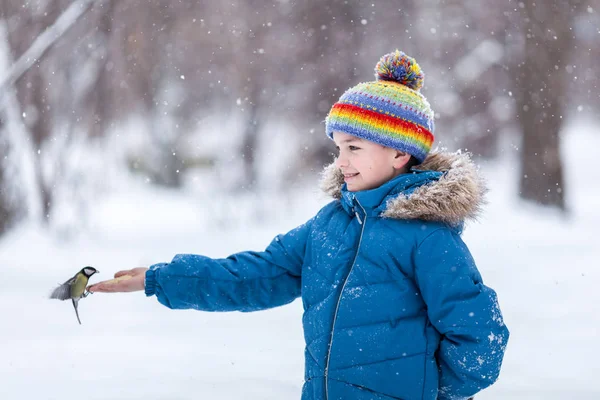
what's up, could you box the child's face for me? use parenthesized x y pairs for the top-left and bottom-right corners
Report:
(333, 131), (411, 192)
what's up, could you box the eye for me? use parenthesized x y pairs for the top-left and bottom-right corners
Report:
(349, 145), (360, 151)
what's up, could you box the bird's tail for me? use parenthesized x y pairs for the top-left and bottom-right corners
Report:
(72, 298), (81, 325)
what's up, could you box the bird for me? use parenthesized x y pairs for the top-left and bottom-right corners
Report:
(49, 266), (99, 325)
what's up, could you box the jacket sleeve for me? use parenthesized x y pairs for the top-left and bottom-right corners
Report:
(413, 228), (509, 400)
(144, 218), (313, 312)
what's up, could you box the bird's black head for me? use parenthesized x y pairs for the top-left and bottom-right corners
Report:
(81, 266), (98, 277)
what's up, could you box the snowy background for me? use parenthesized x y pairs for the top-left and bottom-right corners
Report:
(1, 117), (599, 400)
(1, 1), (599, 399)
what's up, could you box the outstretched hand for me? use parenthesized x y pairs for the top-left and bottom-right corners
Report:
(87, 267), (148, 293)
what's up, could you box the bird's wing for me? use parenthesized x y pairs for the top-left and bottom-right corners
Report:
(63, 276), (76, 285)
(49, 284), (71, 300)
(49, 277), (75, 300)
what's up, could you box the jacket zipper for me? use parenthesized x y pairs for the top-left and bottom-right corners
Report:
(324, 201), (367, 400)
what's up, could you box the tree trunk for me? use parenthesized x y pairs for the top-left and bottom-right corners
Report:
(241, 87), (260, 191)
(27, 69), (54, 223)
(85, 0), (116, 139)
(515, 0), (582, 210)
(2, 0), (65, 224)
(0, 127), (15, 234)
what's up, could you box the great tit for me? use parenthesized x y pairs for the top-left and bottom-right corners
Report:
(50, 266), (99, 325)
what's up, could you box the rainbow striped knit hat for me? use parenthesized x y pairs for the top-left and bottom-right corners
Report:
(325, 50), (435, 163)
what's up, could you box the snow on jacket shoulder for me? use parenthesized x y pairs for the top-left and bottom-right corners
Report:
(145, 151), (509, 400)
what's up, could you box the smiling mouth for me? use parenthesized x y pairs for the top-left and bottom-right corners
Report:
(343, 173), (359, 180)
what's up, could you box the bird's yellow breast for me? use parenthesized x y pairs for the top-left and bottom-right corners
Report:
(70, 274), (89, 298)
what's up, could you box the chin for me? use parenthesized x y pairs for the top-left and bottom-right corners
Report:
(347, 183), (367, 192)
(349, 180), (385, 192)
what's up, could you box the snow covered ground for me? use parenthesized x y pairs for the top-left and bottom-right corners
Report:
(1, 120), (599, 400)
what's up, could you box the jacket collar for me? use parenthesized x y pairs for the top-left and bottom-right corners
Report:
(319, 151), (487, 225)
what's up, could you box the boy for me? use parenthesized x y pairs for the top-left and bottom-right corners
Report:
(90, 50), (509, 400)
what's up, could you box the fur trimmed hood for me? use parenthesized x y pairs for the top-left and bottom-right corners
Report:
(319, 151), (487, 225)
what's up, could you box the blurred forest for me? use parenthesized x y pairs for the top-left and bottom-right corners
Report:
(0, 0), (598, 236)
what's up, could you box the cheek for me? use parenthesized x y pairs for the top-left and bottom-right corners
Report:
(354, 159), (372, 172)
(369, 161), (390, 176)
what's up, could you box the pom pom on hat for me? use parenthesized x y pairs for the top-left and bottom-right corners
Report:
(374, 49), (424, 91)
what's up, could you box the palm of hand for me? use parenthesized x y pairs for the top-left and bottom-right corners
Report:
(87, 267), (148, 293)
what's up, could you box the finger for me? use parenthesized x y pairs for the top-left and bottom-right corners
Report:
(87, 283), (100, 291)
(87, 283), (118, 293)
(87, 284), (106, 293)
(114, 270), (132, 278)
(87, 274), (144, 293)
(87, 284), (100, 293)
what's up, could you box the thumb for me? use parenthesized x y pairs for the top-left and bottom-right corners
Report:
(114, 270), (133, 278)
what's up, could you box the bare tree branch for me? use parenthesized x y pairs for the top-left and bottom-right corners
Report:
(0, 0), (97, 104)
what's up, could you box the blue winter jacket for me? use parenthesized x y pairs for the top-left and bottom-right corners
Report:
(145, 152), (509, 400)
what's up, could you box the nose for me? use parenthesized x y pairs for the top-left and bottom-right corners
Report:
(335, 154), (348, 169)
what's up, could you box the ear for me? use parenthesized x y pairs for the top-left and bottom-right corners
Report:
(392, 151), (411, 170)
